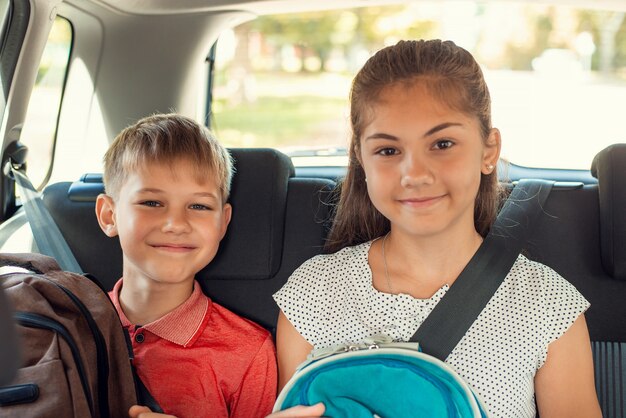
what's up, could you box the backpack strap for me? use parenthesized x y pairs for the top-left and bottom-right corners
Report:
(133, 366), (164, 413)
(0, 287), (19, 386)
(123, 329), (164, 413)
(410, 179), (555, 360)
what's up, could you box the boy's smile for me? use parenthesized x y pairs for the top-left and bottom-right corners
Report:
(97, 158), (231, 289)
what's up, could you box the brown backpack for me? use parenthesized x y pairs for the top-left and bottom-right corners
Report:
(0, 252), (138, 418)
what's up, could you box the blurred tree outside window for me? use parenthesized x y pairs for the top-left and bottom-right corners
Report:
(212, 2), (626, 169)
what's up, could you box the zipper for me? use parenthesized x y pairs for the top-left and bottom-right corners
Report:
(306, 334), (421, 363)
(49, 278), (110, 418)
(15, 312), (95, 417)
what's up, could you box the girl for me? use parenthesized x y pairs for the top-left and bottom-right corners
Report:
(274, 40), (601, 417)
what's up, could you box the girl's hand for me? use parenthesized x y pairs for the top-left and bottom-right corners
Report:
(266, 403), (325, 417)
(128, 405), (177, 418)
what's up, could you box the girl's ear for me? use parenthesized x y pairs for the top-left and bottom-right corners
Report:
(482, 128), (501, 175)
(95, 194), (118, 237)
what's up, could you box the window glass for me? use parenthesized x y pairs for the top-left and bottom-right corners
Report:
(21, 16), (72, 188)
(212, 2), (626, 169)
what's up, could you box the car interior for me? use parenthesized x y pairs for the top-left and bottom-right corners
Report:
(5, 142), (622, 415)
(1, 0), (625, 416)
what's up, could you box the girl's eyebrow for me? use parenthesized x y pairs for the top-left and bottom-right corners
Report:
(424, 122), (463, 137)
(364, 132), (398, 141)
(364, 122), (464, 142)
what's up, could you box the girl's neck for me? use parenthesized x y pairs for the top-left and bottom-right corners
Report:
(118, 276), (194, 325)
(379, 226), (484, 297)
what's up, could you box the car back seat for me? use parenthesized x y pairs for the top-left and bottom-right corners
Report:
(41, 148), (336, 330)
(37, 144), (626, 416)
(522, 143), (626, 417)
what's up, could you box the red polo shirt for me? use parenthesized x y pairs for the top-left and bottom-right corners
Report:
(109, 279), (277, 418)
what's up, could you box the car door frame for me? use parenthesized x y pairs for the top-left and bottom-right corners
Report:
(0, 0), (61, 222)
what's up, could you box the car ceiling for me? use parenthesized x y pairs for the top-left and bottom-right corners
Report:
(86, 0), (626, 16)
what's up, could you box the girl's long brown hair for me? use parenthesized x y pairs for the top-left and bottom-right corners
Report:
(325, 39), (502, 253)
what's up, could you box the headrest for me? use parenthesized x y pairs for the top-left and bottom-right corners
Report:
(591, 143), (626, 280)
(199, 148), (295, 280)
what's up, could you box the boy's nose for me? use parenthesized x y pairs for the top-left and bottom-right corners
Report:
(162, 209), (191, 233)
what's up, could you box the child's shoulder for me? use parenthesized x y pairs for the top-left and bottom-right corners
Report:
(274, 241), (373, 302)
(506, 254), (586, 302)
(509, 253), (564, 282)
(209, 300), (272, 341)
(297, 240), (373, 273)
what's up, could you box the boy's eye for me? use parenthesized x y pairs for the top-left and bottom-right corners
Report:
(434, 140), (454, 150)
(190, 204), (212, 211)
(140, 200), (161, 207)
(376, 147), (398, 157)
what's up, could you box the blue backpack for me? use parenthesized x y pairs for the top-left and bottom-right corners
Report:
(274, 336), (488, 417)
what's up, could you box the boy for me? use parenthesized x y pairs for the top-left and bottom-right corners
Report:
(95, 113), (277, 418)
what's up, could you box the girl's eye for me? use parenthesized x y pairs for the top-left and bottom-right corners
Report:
(434, 140), (454, 150)
(376, 148), (398, 157)
(140, 200), (161, 207)
(190, 204), (212, 211)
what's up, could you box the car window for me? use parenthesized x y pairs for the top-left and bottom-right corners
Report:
(211, 2), (626, 170)
(20, 16), (72, 189)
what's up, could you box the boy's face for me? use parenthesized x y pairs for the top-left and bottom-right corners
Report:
(96, 158), (231, 287)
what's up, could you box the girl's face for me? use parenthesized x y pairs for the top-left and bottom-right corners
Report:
(359, 81), (500, 240)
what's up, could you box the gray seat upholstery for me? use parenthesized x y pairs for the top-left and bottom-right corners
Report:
(591, 143), (626, 281)
(523, 143), (626, 417)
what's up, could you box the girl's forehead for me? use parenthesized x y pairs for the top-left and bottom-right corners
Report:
(379, 79), (458, 109)
(365, 82), (467, 123)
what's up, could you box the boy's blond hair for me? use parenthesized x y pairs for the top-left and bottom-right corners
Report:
(103, 113), (233, 202)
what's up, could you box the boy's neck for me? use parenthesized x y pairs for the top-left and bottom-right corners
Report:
(118, 278), (195, 325)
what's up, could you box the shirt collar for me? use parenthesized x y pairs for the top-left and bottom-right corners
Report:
(110, 279), (211, 347)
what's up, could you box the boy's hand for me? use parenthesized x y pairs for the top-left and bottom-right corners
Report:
(266, 403), (325, 417)
(128, 405), (177, 418)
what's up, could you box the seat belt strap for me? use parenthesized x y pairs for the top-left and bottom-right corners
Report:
(9, 165), (83, 274)
(411, 178), (555, 360)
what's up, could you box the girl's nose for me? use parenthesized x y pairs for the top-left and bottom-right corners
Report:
(400, 154), (434, 188)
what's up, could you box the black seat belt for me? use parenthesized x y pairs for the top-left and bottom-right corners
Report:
(411, 178), (555, 360)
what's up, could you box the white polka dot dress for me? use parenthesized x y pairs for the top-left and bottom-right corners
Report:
(273, 241), (589, 418)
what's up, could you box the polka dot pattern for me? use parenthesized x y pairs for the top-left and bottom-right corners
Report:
(273, 240), (589, 418)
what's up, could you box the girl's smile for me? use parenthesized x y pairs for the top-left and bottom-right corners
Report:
(397, 194), (446, 208)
